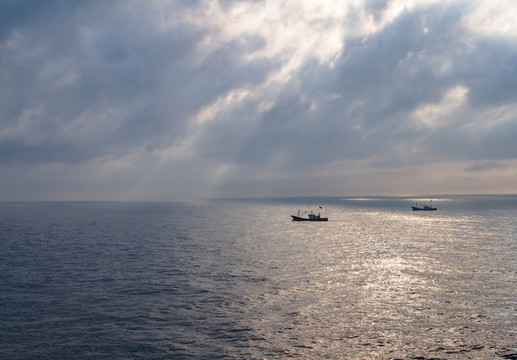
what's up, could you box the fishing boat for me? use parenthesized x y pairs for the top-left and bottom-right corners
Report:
(411, 201), (437, 211)
(291, 209), (328, 221)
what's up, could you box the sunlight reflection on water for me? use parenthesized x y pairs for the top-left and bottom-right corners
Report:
(226, 198), (517, 358)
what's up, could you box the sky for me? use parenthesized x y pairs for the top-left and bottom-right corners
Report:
(1, 0), (517, 201)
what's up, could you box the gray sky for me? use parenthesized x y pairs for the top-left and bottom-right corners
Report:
(1, 0), (517, 200)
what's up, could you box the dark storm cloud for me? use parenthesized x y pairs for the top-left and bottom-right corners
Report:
(0, 1), (271, 165)
(462, 39), (517, 107)
(0, 0), (76, 40)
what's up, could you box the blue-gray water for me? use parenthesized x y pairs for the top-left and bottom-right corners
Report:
(1, 195), (516, 359)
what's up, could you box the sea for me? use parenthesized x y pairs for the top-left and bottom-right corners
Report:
(1, 195), (516, 359)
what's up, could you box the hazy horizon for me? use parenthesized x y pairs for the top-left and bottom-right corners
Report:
(2, 193), (517, 204)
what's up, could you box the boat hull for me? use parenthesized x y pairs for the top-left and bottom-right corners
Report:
(411, 207), (437, 211)
(291, 215), (328, 221)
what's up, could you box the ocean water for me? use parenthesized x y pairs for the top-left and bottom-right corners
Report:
(1, 195), (516, 359)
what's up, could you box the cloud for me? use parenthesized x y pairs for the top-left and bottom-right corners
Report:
(1, 0), (517, 200)
(465, 161), (508, 172)
(462, 0), (517, 38)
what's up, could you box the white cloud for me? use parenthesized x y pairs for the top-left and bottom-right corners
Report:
(462, 0), (517, 38)
(412, 85), (469, 128)
(354, 0), (459, 37)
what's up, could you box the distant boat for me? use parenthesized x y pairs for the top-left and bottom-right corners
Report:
(291, 209), (328, 221)
(411, 201), (437, 211)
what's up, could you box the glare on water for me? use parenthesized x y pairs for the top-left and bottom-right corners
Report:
(205, 197), (517, 358)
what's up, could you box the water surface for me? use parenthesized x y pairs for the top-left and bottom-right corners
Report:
(1, 196), (516, 359)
